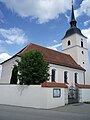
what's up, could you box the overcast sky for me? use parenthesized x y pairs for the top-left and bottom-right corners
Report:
(0, 0), (90, 78)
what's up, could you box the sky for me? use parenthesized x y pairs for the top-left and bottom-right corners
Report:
(0, 0), (90, 78)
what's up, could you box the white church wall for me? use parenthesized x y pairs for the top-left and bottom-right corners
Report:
(0, 59), (85, 86)
(0, 56), (20, 84)
(0, 85), (65, 109)
(49, 64), (84, 85)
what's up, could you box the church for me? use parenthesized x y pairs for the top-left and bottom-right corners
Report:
(0, 3), (90, 108)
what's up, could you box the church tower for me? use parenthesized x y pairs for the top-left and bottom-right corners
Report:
(62, 1), (88, 70)
(62, 2), (89, 84)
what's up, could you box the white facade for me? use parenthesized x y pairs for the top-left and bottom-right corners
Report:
(62, 34), (88, 69)
(0, 57), (85, 86)
(0, 56), (20, 84)
(49, 64), (85, 85)
(62, 33), (89, 84)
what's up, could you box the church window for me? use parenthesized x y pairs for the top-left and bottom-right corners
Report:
(75, 73), (78, 83)
(51, 69), (56, 82)
(81, 39), (83, 47)
(64, 71), (68, 83)
(68, 40), (71, 46)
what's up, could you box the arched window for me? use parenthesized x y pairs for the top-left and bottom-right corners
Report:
(51, 69), (56, 82)
(81, 39), (83, 47)
(10, 65), (18, 84)
(68, 40), (71, 46)
(64, 71), (68, 83)
(75, 73), (78, 83)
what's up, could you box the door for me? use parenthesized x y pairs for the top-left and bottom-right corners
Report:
(68, 86), (79, 104)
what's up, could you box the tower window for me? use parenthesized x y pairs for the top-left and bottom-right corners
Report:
(82, 51), (84, 54)
(51, 69), (56, 82)
(68, 40), (71, 46)
(81, 39), (83, 47)
(64, 71), (68, 83)
(83, 62), (85, 64)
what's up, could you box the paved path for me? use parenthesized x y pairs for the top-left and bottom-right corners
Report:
(51, 103), (90, 114)
(0, 104), (90, 120)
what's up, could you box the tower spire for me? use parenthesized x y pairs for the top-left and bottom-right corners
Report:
(70, 0), (77, 28)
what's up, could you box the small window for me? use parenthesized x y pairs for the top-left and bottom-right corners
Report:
(81, 39), (83, 47)
(51, 69), (56, 82)
(82, 51), (84, 54)
(75, 73), (78, 83)
(64, 71), (68, 83)
(83, 62), (85, 64)
(68, 40), (71, 46)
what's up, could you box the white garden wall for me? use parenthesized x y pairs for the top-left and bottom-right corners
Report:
(0, 85), (66, 109)
(80, 89), (90, 102)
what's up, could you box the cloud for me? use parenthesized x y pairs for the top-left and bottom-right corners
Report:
(0, 53), (11, 79)
(0, 10), (4, 23)
(75, 0), (90, 18)
(53, 40), (58, 43)
(84, 19), (90, 26)
(47, 43), (62, 51)
(65, 14), (70, 22)
(0, 0), (72, 24)
(81, 28), (90, 51)
(0, 53), (11, 63)
(0, 27), (28, 45)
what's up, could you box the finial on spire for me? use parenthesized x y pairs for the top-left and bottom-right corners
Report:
(70, 0), (77, 28)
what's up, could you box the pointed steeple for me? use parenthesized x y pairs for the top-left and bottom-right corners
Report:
(62, 0), (87, 39)
(70, 0), (77, 27)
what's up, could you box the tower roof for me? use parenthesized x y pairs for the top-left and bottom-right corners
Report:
(62, 1), (87, 39)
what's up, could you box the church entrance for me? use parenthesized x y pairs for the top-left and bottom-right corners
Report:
(68, 86), (79, 104)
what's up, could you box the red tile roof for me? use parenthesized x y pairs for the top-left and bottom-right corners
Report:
(41, 82), (68, 88)
(76, 84), (90, 89)
(17, 43), (85, 71)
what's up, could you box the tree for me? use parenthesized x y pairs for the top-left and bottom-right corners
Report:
(10, 65), (18, 84)
(16, 50), (50, 85)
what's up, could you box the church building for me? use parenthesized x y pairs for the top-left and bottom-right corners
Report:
(0, 3), (90, 108)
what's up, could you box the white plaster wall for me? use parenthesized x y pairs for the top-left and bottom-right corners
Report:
(62, 33), (89, 84)
(76, 34), (88, 49)
(62, 34), (77, 50)
(0, 56), (20, 84)
(62, 34), (88, 51)
(64, 88), (68, 104)
(0, 85), (66, 109)
(0, 59), (85, 85)
(46, 88), (65, 108)
(49, 64), (84, 85)
(80, 89), (90, 102)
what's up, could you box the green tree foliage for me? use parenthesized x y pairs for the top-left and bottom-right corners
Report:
(10, 65), (18, 84)
(17, 50), (50, 85)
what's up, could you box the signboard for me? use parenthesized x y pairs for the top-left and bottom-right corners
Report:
(53, 89), (61, 98)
